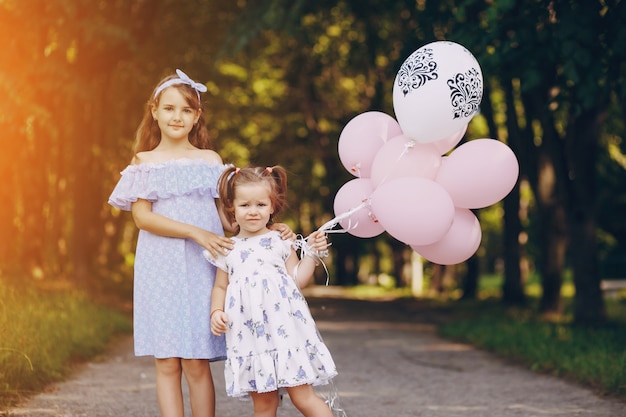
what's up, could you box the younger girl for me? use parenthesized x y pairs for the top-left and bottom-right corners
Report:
(108, 70), (291, 417)
(206, 165), (337, 417)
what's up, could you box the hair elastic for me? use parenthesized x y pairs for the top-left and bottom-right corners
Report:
(265, 167), (273, 174)
(154, 69), (208, 103)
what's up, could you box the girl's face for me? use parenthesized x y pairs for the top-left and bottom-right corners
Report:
(233, 183), (274, 237)
(151, 87), (200, 143)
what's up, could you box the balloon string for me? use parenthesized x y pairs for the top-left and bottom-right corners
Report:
(376, 139), (415, 185)
(323, 380), (348, 416)
(292, 233), (333, 285)
(318, 200), (369, 233)
(291, 201), (369, 286)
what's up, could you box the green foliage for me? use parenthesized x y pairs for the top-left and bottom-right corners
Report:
(340, 284), (414, 299)
(0, 280), (131, 408)
(2, 0), (626, 321)
(439, 299), (626, 397)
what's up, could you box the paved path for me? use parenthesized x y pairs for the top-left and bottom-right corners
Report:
(9, 292), (626, 417)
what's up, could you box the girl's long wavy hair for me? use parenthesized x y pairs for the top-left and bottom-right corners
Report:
(218, 166), (289, 230)
(133, 72), (212, 154)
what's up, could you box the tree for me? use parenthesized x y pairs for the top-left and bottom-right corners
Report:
(0, 0), (139, 283)
(455, 0), (626, 322)
(4, 0), (625, 323)
(0, 0), (246, 290)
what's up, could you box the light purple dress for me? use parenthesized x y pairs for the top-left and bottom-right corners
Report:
(108, 159), (226, 360)
(207, 231), (337, 397)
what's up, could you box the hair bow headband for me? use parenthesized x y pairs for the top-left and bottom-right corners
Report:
(154, 69), (208, 103)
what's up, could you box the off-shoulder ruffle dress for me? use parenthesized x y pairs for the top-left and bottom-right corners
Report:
(108, 159), (226, 360)
(208, 230), (337, 397)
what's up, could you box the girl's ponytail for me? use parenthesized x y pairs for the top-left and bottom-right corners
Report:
(264, 166), (288, 218)
(217, 165), (239, 225)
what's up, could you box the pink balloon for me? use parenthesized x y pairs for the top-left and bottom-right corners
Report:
(411, 208), (482, 265)
(431, 124), (467, 155)
(333, 178), (385, 238)
(435, 139), (519, 209)
(370, 135), (442, 188)
(370, 177), (455, 245)
(338, 111), (403, 178)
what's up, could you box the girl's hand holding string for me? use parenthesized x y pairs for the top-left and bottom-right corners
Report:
(210, 309), (228, 336)
(291, 230), (329, 288)
(307, 230), (329, 259)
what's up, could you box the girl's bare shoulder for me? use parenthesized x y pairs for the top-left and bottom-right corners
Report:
(193, 149), (223, 165)
(131, 151), (160, 165)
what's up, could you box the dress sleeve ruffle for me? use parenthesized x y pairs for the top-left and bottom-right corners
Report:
(108, 160), (227, 211)
(203, 250), (227, 272)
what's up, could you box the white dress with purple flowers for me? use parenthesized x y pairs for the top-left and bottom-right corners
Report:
(108, 159), (227, 360)
(209, 230), (337, 397)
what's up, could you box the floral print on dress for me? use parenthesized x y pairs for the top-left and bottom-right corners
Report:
(240, 249), (252, 263)
(260, 237), (273, 249)
(207, 231), (337, 397)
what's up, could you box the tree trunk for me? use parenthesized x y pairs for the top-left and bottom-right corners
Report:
(537, 204), (568, 314)
(333, 235), (359, 286)
(69, 71), (112, 288)
(390, 239), (407, 288)
(566, 109), (606, 324)
(501, 80), (526, 306)
(19, 138), (48, 279)
(0, 158), (16, 270)
(460, 255), (479, 300)
(570, 207), (604, 323)
(521, 91), (569, 316)
(502, 181), (526, 305)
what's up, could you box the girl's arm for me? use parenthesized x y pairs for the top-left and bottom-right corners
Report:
(286, 230), (328, 288)
(210, 268), (229, 336)
(131, 198), (234, 258)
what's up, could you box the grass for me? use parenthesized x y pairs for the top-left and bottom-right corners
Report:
(478, 271), (577, 299)
(433, 273), (626, 399)
(0, 279), (132, 409)
(437, 299), (626, 397)
(341, 284), (415, 299)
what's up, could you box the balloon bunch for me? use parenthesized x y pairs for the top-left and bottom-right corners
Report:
(330, 41), (519, 265)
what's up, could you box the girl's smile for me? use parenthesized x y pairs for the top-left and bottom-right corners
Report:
(151, 87), (200, 142)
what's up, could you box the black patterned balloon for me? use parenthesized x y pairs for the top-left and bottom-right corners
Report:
(393, 41), (483, 144)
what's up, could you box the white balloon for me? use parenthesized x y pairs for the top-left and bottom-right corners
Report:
(393, 41), (483, 143)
